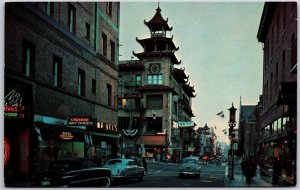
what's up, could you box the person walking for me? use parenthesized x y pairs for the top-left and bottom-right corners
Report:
(272, 159), (281, 186)
(142, 157), (148, 175)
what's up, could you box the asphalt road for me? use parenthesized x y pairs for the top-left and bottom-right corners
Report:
(117, 162), (226, 187)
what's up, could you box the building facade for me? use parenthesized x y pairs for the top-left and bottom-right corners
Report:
(256, 2), (297, 186)
(4, 2), (120, 185)
(118, 5), (196, 163)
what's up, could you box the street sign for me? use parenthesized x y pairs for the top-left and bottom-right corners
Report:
(178, 121), (194, 128)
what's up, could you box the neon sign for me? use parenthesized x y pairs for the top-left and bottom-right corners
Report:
(59, 132), (74, 140)
(68, 117), (95, 126)
(4, 105), (26, 118)
(97, 122), (118, 131)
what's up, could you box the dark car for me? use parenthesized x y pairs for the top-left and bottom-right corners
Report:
(31, 157), (111, 187)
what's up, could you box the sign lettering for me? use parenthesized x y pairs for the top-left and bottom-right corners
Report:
(68, 117), (95, 126)
(97, 121), (118, 131)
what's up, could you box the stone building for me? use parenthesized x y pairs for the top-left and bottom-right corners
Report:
(256, 2), (297, 186)
(118, 5), (196, 163)
(4, 2), (120, 185)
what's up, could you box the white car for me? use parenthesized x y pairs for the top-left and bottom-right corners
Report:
(179, 156), (201, 178)
(103, 158), (145, 183)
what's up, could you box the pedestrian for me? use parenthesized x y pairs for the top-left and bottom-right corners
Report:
(142, 157), (148, 175)
(272, 159), (281, 186)
(240, 158), (247, 181)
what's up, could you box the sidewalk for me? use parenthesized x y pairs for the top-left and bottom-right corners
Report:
(224, 164), (273, 187)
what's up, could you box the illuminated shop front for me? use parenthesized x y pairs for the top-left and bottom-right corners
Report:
(4, 77), (33, 185)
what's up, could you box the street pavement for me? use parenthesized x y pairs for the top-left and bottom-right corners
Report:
(224, 162), (273, 187)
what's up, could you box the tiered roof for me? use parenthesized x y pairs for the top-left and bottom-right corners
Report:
(144, 6), (173, 32)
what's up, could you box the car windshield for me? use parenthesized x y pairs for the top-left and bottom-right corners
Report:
(50, 160), (81, 170)
(183, 159), (198, 164)
(107, 160), (122, 165)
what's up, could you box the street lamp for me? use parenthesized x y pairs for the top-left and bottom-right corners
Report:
(228, 103), (237, 182)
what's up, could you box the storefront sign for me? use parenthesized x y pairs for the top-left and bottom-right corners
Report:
(4, 105), (26, 118)
(68, 117), (95, 126)
(178, 121), (194, 128)
(59, 132), (74, 140)
(97, 121), (118, 131)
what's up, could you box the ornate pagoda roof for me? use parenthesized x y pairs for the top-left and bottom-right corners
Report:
(144, 5), (173, 32)
(136, 36), (179, 51)
(183, 83), (196, 97)
(133, 51), (181, 65)
(173, 68), (189, 84)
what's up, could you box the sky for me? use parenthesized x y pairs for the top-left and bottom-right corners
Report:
(119, 1), (265, 143)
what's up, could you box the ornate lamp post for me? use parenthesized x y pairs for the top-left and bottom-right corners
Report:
(228, 103), (237, 181)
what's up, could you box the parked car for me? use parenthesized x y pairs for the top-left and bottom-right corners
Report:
(103, 158), (145, 183)
(31, 157), (112, 187)
(179, 156), (201, 178)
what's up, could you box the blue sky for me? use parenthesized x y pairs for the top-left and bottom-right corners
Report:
(119, 2), (265, 143)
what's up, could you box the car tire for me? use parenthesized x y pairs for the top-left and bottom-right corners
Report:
(101, 177), (111, 187)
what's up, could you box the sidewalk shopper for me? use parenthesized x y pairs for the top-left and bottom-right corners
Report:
(272, 159), (281, 185)
(142, 157), (148, 175)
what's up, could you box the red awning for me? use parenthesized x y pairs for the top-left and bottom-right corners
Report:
(136, 135), (167, 147)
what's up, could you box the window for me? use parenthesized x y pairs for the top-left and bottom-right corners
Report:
(86, 22), (90, 41)
(136, 75), (141, 86)
(53, 55), (62, 87)
(110, 40), (115, 63)
(270, 73), (273, 102)
(146, 95), (163, 109)
(147, 74), (163, 84)
(22, 40), (35, 77)
(92, 79), (96, 94)
(173, 101), (178, 115)
(276, 63), (278, 90)
(276, 13), (279, 44)
(44, 2), (54, 17)
(68, 4), (76, 33)
(283, 3), (286, 30)
(282, 51), (285, 81)
(106, 2), (112, 16)
(102, 33), (107, 56)
(78, 69), (85, 96)
(107, 84), (112, 107)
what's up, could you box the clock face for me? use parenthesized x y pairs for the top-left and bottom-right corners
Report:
(149, 63), (161, 74)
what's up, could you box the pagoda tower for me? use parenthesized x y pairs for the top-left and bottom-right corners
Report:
(133, 5), (181, 66)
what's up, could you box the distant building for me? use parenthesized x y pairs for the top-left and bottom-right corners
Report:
(5, 2), (120, 185)
(238, 104), (257, 158)
(118, 5), (196, 162)
(257, 2), (297, 186)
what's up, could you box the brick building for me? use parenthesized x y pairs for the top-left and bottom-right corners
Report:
(4, 2), (120, 185)
(256, 2), (297, 186)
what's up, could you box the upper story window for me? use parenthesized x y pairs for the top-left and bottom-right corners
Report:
(53, 55), (62, 88)
(78, 69), (85, 96)
(44, 2), (54, 17)
(22, 39), (35, 77)
(291, 33), (297, 70)
(136, 75), (141, 86)
(85, 22), (90, 42)
(147, 95), (163, 109)
(106, 2), (112, 17)
(68, 3), (76, 33)
(147, 74), (163, 85)
(107, 84), (113, 107)
(92, 79), (96, 94)
(102, 33), (107, 57)
(110, 40), (115, 63)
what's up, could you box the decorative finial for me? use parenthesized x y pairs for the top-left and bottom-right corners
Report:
(158, 2), (160, 9)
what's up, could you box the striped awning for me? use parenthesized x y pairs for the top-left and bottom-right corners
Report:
(136, 135), (167, 147)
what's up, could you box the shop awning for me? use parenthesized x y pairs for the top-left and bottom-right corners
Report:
(136, 135), (167, 147)
(91, 131), (122, 138)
